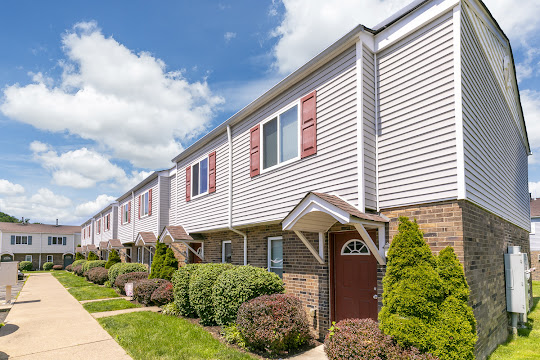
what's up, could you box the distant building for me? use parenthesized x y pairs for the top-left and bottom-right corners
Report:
(530, 198), (540, 280)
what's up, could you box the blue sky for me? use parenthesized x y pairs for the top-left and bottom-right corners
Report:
(0, 0), (539, 225)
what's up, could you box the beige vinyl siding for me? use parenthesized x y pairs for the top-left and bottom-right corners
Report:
(100, 209), (114, 243)
(176, 133), (229, 232)
(169, 173), (177, 226)
(159, 175), (170, 233)
(231, 46), (359, 226)
(461, 10), (529, 231)
(362, 45), (377, 210)
(134, 178), (159, 236)
(118, 198), (133, 244)
(377, 12), (458, 209)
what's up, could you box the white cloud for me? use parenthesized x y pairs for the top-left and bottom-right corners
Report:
(224, 32), (237, 43)
(521, 89), (540, 148)
(75, 194), (116, 217)
(483, 0), (540, 44)
(0, 179), (25, 196)
(1, 21), (224, 169)
(31, 141), (153, 191)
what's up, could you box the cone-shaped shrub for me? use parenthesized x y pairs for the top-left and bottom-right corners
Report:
(379, 217), (443, 352)
(88, 252), (99, 261)
(161, 247), (179, 280)
(149, 241), (167, 279)
(75, 252), (85, 260)
(172, 264), (201, 317)
(105, 249), (121, 269)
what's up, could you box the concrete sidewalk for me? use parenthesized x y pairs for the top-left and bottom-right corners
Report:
(0, 273), (131, 360)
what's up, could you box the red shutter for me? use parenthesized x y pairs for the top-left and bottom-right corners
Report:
(149, 189), (152, 216)
(209, 151), (216, 193)
(186, 166), (191, 202)
(300, 90), (317, 158)
(128, 202), (131, 223)
(138, 195), (141, 219)
(250, 125), (260, 177)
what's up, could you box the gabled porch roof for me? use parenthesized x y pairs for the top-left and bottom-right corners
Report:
(99, 241), (108, 250)
(159, 225), (203, 261)
(107, 239), (123, 249)
(135, 233), (157, 247)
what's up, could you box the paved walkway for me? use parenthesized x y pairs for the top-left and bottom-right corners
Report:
(0, 273), (131, 360)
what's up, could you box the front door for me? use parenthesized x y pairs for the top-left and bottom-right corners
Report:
(64, 254), (74, 268)
(189, 243), (203, 264)
(331, 231), (378, 322)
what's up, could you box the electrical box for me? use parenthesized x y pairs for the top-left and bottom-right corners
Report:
(504, 246), (530, 315)
(0, 262), (19, 287)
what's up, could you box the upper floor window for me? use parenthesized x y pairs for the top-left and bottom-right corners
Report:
(105, 214), (110, 231)
(122, 202), (130, 224)
(192, 158), (208, 198)
(11, 235), (31, 245)
(140, 190), (150, 217)
(262, 104), (299, 170)
(48, 236), (66, 245)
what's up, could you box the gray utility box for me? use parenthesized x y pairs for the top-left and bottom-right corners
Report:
(504, 246), (531, 314)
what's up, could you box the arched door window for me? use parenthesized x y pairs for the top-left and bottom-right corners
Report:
(341, 239), (370, 255)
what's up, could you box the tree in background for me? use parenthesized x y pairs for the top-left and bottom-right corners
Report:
(88, 252), (99, 261)
(105, 249), (121, 269)
(75, 252), (85, 260)
(0, 212), (21, 223)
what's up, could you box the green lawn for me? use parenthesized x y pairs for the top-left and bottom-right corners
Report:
(99, 312), (256, 360)
(52, 271), (119, 301)
(83, 299), (140, 313)
(489, 281), (540, 359)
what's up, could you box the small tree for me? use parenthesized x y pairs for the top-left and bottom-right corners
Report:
(75, 252), (85, 260)
(149, 241), (167, 279)
(161, 247), (179, 280)
(105, 249), (121, 269)
(87, 252), (99, 261)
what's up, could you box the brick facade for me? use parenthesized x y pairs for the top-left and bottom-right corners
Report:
(382, 200), (531, 360)
(531, 251), (540, 281)
(13, 253), (65, 270)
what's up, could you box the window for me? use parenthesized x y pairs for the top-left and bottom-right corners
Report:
(532, 222), (536, 235)
(192, 157), (209, 198)
(141, 191), (150, 217)
(268, 236), (283, 278)
(262, 104), (299, 170)
(341, 240), (370, 255)
(25, 255), (32, 262)
(222, 241), (232, 263)
(49, 237), (66, 245)
(47, 255), (53, 263)
(15, 236), (28, 245)
(123, 203), (129, 224)
(105, 214), (110, 231)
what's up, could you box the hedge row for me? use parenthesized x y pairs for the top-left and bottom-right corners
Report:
(82, 260), (106, 274)
(108, 262), (148, 285)
(43, 262), (54, 271)
(87, 267), (109, 285)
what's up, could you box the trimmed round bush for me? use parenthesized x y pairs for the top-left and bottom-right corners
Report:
(65, 264), (73, 272)
(151, 282), (174, 306)
(87, 267), (109, 285)
(19, 261), (33, 271)
(133, 279), (169, 305)
(108, 262), (148, 285)
(237, 294), (311, 354)
(115, 272), (149, 294)
(43, 262), (54, 271)
(83, 260), (106, 274)
(212, 265), (285, 326)
(73, 265), (84, 276)
(105, 250), (121, 269)
(52, 265), (63, 270)
(189, 263), (234, 325)
(72, 259), (87, 269)
(172, 264), (201, 317)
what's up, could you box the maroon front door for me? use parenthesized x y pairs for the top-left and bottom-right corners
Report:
(331, 231), (378, 322)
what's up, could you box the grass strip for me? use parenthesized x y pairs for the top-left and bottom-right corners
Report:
(83, 299), (139, 313)
(99, 312), (255, 360)
(52, 271), (92, 288)
(52, 271), (120, 301)
(489, 281), (540, 359)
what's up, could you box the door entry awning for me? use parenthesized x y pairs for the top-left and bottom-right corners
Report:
(282, 192), (389, 265)
(159, 225), (204, 261)
(134, 233), (157, 247)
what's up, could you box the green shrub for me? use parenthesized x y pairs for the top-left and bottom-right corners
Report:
(73, 265), (84, 276)
(52, 265), (63, 270)
(72, 259), (87, 269)
(87, 252), (99, 261)
(161, 302), (180, 316)
(189, 263), (234, 325)
(149, 242), (178, 280)
(105, 250), (121, 269)
(212, 265), (285, 326)
(221, 323), (247, 349)
(237, 294), (311, 354)
(115, 272), (149, 294)
(75, 252), (85, 260)
(87, 267), (109, 285)
(66, 264), (73, 272)
(108, 262), (148, 285)
(172, 264), (201, 317)
(133, 279), (169, 305)
(43, 262), (54, 271)
(19, 261), (33, 271)
(83, 260), (106, 274)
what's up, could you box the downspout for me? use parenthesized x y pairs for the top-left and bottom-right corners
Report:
(226, 124), (247, 265)
(39, 232), (42, 270)
(131, 191), (135, 244)
(157, 175), (161, 238)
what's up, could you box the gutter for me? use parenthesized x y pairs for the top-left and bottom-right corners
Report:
(226, 125), (248, 265)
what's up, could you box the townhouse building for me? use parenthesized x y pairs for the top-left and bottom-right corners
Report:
(531, 198), (540, 281)
(0, 222), (80, 269)
(78, 0), (530, 358)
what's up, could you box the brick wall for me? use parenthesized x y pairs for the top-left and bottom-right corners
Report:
(14, 253), (64, 269)
(531, 251), (540, 281)
(382, 200), (531, 360)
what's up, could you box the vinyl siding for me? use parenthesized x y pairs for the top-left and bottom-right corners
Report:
(362, 45), (377, 210)
(231, 46), (359, 226)
(169, 173), (177, 226)
(2, 232), (76, 254)
(100, 208), (114, 243)
(134, 178), (159, 236)
(461, 9), (530, 231)
(531, 218), (540, 251)
(118, 198), (133, 244)
(160, 175), (170, 233)
(176, 133), (229, 232)
(377, 12), (458, 209)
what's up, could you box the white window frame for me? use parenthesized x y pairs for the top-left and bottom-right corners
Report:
(222, 240), (232, 263)
(341, 239), (370, 255)
(25, 255), (32, 262)
(15, 235), (28, 245)
(190, 155), (210, 200)
(105, 214), (110, 231)
(260, 101), (301, 174)
(268, 236), (284, 277)
(140, 190), (150, 218)
(51, 236), (63, 245)
(47, 255), (53, 263)
(122, 203), (129, 224)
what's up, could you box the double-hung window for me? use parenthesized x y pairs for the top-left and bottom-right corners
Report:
(192, 157), (209, 198)
(123, 203), (129, 224)
(222, 241), (232, 263)
(105, 214), (110, 231)
(262, 104), (299, 170)
(15, 236), (28, 245)
(25, 255), (32, 262)
(268, 236), (283, 278)
(47, 255), (53, 263)
(141, 191), (150, 217)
